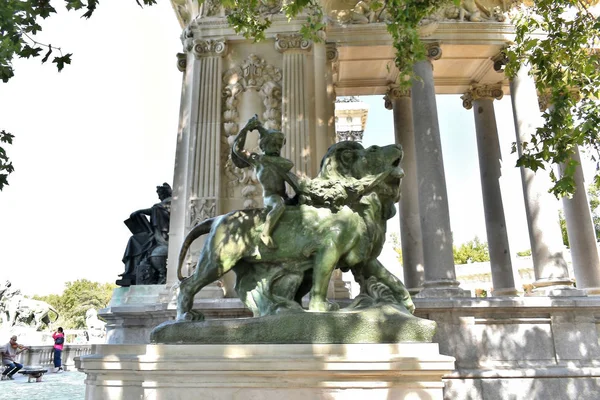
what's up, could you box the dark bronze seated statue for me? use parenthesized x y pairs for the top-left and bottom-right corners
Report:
(117, 183), (172, 286)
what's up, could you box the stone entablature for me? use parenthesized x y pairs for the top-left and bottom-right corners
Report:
(171, 0), (516, 29)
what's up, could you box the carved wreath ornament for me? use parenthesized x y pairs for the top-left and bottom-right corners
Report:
(222, 54), (283, 208)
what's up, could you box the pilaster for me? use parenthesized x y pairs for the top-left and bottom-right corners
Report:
(166, 38), (228, 295)
(275, 34), (314, 178)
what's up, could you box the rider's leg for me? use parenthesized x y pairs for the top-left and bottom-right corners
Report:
(261, 196), (285, 248)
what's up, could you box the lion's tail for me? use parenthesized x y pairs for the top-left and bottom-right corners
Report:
(177, 218), (216, 281)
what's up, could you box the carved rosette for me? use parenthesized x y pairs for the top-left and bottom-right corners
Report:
(222, 54), (283, 208)
(275, 34), (313, 53)
(461, 84), (504, 110)
(189, 198), (217, 227)
(383, 85), (411, 110)
(192, 39), (227, 58)
(176, 53), (187, 72)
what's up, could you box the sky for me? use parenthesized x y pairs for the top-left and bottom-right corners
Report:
(0, 1), (596, 296)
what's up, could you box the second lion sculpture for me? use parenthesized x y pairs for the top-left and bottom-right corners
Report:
(176, 141), (414, 321)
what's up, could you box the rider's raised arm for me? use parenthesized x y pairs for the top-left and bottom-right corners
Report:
(232, 126), (257, 168)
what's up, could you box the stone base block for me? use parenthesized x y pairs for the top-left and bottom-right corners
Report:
(76, 343), (455, 400)
(151, 304), (436, 344)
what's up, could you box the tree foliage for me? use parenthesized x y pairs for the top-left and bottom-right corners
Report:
(505, 0), (600, 198)
(453, 236), (490, 265)
(1, 0), (600, 197)
(34, 279), (115, 329)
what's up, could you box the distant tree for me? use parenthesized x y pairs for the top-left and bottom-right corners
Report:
(516, 249), (532, 257)
(453, 237), (490, 265)
(34, 279), (115, 329)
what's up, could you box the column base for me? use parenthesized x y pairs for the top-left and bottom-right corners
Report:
(491, 287), (521, 296)
(408, 286), (424, 296)
(415, 280), (471, 298)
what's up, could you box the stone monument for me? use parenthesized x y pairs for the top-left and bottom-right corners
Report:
(78, 128), (455, 399)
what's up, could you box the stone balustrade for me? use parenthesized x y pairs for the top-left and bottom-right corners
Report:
(16, 345), (93, 371)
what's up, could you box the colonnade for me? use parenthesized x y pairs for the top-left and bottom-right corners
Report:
(165, 29), (600, 299)
(387, 45), (600, 296)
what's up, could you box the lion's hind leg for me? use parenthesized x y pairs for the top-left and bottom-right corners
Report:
(176, 252), (237, 321)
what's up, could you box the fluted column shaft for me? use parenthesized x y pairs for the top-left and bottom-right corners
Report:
(385, 86), (424, 294)
(508, 63), (575, 293)
(277, 35), (313, 177)
(411, 45), (468, 298)
(462, 85), (518, 296)
(166, 39), (226, 285)
(560, 146), (600, 294)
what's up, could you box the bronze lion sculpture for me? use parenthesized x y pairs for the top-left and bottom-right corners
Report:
(176, 141), (414, 321)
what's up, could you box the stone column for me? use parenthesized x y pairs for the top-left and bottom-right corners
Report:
(276, 34), (314, 178)
(166, 39), (227, 295)
(384, 85), (424, 294)
(412, 44), (469, 298)
(461, 85), (519, 296)
(560, 146), (600, 294)
(502, 61), (579, 295)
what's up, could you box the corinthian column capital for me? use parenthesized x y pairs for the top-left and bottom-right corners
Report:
(192, 39), (227, 58)
(461, 84), (504, 110)
(275, 34), (313, 53)
(384, 85), (411, 110)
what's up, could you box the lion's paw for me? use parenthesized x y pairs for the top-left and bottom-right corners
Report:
(178, 310), (205, 322)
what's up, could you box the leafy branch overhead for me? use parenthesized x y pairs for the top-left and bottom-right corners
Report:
(1, 0), (600, 198)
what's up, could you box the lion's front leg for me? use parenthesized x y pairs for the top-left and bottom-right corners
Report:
(308, 239), (340, 312)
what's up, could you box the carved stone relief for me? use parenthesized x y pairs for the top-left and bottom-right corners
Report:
(189, 198), (217, 226)
(328, 0), (514, 26)
(222, 54), (283, 208)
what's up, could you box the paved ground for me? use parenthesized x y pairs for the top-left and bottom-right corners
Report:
(1, 369), (85, 399)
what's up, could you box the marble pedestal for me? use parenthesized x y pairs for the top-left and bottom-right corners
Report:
(76, 343), (455, 400)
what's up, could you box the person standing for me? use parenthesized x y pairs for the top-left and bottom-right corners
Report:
(1, 335), (28, 380)
(52, 327), (65, 373)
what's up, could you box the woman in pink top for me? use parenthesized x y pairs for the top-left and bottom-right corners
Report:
(52, 327), (64, 372)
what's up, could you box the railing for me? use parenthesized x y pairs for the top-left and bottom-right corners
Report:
(16, 345), (93, 370)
